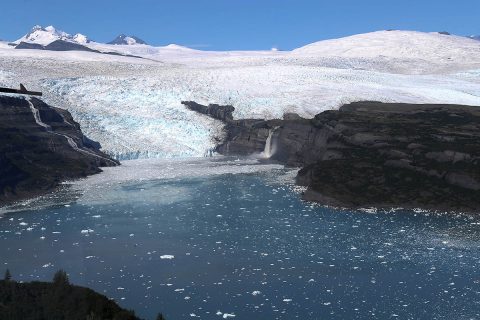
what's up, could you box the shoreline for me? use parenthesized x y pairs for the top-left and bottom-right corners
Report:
(3, 95), (480, 215)
(183, 100), (480, 214)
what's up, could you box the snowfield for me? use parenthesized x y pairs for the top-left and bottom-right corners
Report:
(293, 31), (480, 73)
(1, 28), (480, 159)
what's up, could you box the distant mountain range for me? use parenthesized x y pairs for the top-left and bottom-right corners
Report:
(8, 25), (152, 58)
(7, 25), (480, 54)
(3, 25), (480, 69)
(13, 25), (147, 48)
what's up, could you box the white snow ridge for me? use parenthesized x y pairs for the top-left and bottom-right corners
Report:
(1, 28), (480, 159)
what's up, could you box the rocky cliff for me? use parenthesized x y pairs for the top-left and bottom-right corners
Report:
(0, 95), (118, 205)
(183, 101), (480, 212)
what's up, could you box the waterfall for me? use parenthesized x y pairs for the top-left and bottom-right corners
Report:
(27, 98), (51, 131)
(27, 98), (116, 165)
(203, 148), (215, 157)
(262, 127), (278, 158)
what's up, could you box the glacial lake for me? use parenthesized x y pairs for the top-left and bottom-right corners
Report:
(0, 158), (479, 320)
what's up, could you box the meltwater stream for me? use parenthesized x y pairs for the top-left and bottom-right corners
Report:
(0, 158), (479, 320)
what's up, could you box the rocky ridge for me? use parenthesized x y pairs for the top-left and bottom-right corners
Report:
(183, 101), (480, 212)
(0, 95), (118, 205)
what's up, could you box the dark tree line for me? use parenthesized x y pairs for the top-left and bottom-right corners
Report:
(0, 269), (167, 320)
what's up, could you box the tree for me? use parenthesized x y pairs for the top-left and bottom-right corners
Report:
(4, 269), (11, 281)
(156, 313), (166, 320)
(53, 269), (69, 286)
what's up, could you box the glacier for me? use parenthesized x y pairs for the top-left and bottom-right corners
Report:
(1, 29), (480, 159)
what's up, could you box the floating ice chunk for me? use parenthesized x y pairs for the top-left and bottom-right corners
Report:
(360, 207), (377, 214)
(42, 263), (53, 268)
(160, 255), (175, 260)
(223, 314), (236, 319)
(252, 291), (261, 296)
(81, 229), (94, 234)
(19, 222), (28, 226)
(283, 299), (292, 302)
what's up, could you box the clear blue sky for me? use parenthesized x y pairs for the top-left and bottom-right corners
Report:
(1, 0), (479, 50)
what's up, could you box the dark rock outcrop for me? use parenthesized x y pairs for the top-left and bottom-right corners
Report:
(182, 101), (277, 155)
(44, 39), (97, 52)
(183, 101), (235, 122)
(0, 95), (118, 205)
(14, 40), (144, 59)
(15, 40), (95, 52)
(186, 100), (480, 212)
(14, 41), (45, 50)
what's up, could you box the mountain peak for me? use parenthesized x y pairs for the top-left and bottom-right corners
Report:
(17, 25), (90, 46)
(108, 34), (147, 45)
(30, 25), (45, 32)
(73, 33), (89, 44)
(44, 25), (57, 32)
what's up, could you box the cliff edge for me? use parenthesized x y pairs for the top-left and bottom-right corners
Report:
(0, 95), (118, 205)
(183, 101), (480, 212)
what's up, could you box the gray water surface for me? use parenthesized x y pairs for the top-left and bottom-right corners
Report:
(0, 158), (479, 320)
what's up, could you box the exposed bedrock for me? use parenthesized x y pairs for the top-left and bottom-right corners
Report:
(183, 100), (480, 212)
(0, 95), (119, 205)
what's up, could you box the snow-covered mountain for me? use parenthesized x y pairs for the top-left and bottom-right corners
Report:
(108, 34), (147, 45)
(293, 30), (479, 63)
(1, 28), (480, 159)
(15, 25), (90, 45)
(72, 33), (89, 44)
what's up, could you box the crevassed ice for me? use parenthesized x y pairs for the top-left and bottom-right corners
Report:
(41, 66), (480, 159)
(0, 70), (16, 87)
(43, 76), (226, 160)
